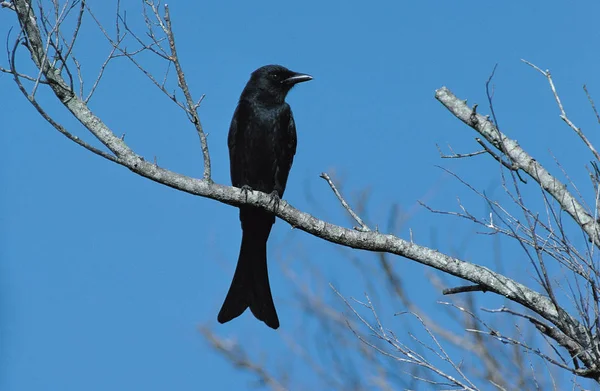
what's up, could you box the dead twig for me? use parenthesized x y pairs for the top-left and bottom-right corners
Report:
(321, 172), (371, 232)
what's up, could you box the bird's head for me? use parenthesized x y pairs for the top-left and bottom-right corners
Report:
(242, 64), (312, 105)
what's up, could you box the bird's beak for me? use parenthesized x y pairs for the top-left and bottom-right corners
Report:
(282, 73), (313, 85)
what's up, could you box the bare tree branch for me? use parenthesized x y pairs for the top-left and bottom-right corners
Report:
(199, 327), (287, 391)
(521, 59), (600, 164)
(436, 143), (486, 159)
(6, 0), (600, 385)
(320, 172), (371, 232)
(435, 86), (600, 249)
(162, 3), (211, 180)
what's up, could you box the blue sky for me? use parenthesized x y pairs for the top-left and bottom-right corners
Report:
(2, 0), (600, 390)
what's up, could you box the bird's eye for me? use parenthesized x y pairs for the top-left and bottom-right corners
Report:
(270, 73), (279, 80)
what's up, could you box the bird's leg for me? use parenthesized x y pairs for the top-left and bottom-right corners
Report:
(240, 185), (253, 202)
(268, 190), (281, 213)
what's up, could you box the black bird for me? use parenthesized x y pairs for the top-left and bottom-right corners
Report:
(218, 65), (312, 329)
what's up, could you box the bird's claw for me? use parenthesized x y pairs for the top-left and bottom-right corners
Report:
(268, 190), (281, 213)
(240, 185), (253, 202)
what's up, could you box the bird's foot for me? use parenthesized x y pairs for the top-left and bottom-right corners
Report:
(240, 185), (253, 202)
(268, 190), (281, 213)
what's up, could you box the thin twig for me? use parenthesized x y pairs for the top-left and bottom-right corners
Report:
(332, 286), (479, 390)
(199, 326), (288, 391)
(85, 38), (121, 103)
(522, 59), (600, 163)
(10, 35), (119, 163)
(475, 137), (527, 183)
(58, 0), (84, 73)
(163, 4), (211, 180)
(320, 172), (370, 232)
(436, 143), (486, 159)
(583, 85), (600, 125)
(0, 66), (50, 83)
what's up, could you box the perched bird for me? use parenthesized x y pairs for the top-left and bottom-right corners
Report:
(218, 65), (312, 329)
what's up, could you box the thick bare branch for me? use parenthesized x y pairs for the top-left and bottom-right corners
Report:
(435, 87), (600, 249)
(1, 1), (15, 11)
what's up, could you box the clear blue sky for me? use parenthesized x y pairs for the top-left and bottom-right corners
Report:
(2, 1), (600, 390)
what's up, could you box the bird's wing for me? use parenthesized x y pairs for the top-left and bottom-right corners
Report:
(287, 112), (298, 158)
(273, 106), (297, 196)
(228, 101), (251, 188)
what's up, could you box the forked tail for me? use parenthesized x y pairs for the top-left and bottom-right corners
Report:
(217, 222), (279, 329)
